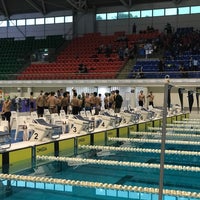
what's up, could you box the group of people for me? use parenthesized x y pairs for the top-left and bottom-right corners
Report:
(33, 89), (123, 117)
(138, 90), (154, 108)
(1, 89), (156, 133)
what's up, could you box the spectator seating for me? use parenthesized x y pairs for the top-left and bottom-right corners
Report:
(0, 36), (65, 80)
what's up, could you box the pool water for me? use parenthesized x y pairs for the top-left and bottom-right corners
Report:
(1, 129), (200, 200)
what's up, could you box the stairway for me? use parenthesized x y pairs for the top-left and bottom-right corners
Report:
(116, 58), (136, 79)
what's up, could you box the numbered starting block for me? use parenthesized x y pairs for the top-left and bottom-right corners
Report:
(140, 108), (155, 121)
(29, 118), (62, 142)
(68, 115), (95, 134)
(120, 110), (140, 124)
(96, 112), (121, 129)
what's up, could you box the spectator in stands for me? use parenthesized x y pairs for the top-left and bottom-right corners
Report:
(135, 66), (144, 79)
(179, 63), (188, 78)
(132, 23), (136, 34)
(192, 57), (198, 71)
(97, 44), (104, 54)
(165, 23), (172, 34)
(118, 47), (124, 61)
(158, 59), (164, 72)
(78, 63), (88, 73)
(105, 44), (112, 57)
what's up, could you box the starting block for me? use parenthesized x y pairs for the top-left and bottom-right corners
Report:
(29, 118), (62, 142)
(120, 110), (140, 124)
(95, 112), (121, 129)
(68, 115), (95, 134)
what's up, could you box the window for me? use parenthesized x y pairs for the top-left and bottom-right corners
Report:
(0, 20), (7, 27)
(8, 20), (16, 26)
(153, 9), (164, 17)
(178, 7), (190, 15)
(107, 13), (117, 20)
(130, 11), (140, 18)
(36, 18), (44, 25)
(118, 12), (129, 19)
(17, 19), (25, 26)
(96, 13), (106, 20)
(45, 17), (54, 24)
(141, 10), (152, 17)
(65, 16), (73, 23)
(165, 8), (177, 16)
(191, 6), (200, 14)
(55, 16), (64, 23)
(26, 18), (35, 25)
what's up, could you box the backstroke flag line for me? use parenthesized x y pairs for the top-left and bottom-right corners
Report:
(178, 88), (185, 112)
(167, 85), (173, 110)
(188, 90), (194, 113)
(196, 92), (199, 114)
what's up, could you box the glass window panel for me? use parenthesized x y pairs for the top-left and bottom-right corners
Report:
(36, 18), (44, 25)
(165, 8), (177, 16)
(45, 17), (54, 24)
(55, 16), (64, 23)
(26, 18), (35, 25)
(141, 10), (152, 17)
(96, 13), (106, 20)
(153, 9), (164, 16)
(107, 13), (117, 20)
(178, 7), (190, 15)
(118, 11), (129, 19)
(130, 11), (140, 18)
(65, 16), (73, 23)
(8, 20), (16, 26)
(0, 20), (7, 27)
(17, 19), (25, 26)
(191, 6), (200, 14)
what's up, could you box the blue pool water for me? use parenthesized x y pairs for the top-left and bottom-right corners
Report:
(1, 130), (200, 200)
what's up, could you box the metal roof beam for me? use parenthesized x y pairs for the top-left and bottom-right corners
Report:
(25, 0), (44, 14)
(65, 0), (79, 10)
(41, 0), (47, 15)
(1, 0), (9, 18)
(65, 0), (87, 11)
(119, 0), (128, 7)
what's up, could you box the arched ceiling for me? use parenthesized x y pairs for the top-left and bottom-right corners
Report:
(0, 0), (175, 18)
